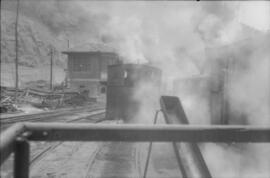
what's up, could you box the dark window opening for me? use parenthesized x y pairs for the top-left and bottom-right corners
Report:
(101, 87), (106, 94)
(73, 59), (91, 72)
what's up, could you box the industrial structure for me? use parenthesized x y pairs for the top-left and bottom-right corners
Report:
(62, 42), (120, 99)
(173, 26), (270, 125)
(106, 64), (162, 122)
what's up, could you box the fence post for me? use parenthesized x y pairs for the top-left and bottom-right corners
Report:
(14, 137), (30, 178)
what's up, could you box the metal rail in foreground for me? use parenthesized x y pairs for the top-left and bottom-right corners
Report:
(0, 98), (270, 178)
(1, 123), (270, 178)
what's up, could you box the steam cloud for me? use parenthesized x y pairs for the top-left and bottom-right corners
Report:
(2, 1), (269, 177)
(89, 2), (269, 177)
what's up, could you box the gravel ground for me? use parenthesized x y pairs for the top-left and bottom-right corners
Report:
(29, 141), (183, 178)
(30, 142), (101, 178)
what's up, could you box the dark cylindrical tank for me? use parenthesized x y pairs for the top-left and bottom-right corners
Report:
(106, 64), (162, 122)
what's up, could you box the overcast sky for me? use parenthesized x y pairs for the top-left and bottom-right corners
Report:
(238, 1), (270, 31)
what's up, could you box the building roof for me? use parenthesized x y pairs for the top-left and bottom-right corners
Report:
(62, 42), (117, 54)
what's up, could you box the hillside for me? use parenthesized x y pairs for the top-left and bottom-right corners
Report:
(1, 0), (108, 87)
(1, 8), (68, 87)
(1, 9), (66, 67)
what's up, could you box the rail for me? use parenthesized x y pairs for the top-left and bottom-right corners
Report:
(0, 105), (104, 122)
(0, 97), (270, 178)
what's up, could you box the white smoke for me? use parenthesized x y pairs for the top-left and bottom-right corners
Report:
(90, 2), (270, 178)
(3, 1), (269, 177)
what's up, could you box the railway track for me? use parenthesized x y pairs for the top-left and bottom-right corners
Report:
(1, 109), (180, 178)
(85, 142), (140, 178)
(0, 104), (105, 128)
(30, 111), (106, 166)
(83, 143), (105, 178)
(1, 108), (107, 178)
(28, 119), (142, 178)
(29, 121), (139, 178)
(1, 107), (143, 178)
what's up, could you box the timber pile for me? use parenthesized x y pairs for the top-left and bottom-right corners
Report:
(0, 85), (92, 113)
(0, 97), (17, 113)
(0, 87), (20, 113)
(0, 96), (19, 113)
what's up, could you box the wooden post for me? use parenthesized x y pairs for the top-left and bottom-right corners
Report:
(14, 138), (30, 178)
(14, 0), (20, 102)
(268, 56), (270, 120)
(268, 56), (270, 119)
(221, 58), (230, 125)
(50, 48), (53, 90)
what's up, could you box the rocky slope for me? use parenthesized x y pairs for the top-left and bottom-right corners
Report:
(1, 9), (66, 67)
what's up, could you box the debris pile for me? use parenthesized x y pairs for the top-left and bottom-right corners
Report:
(22, 89), (88, 109)
(0, 87), (23, 113)
(0, 95), (19, 113)
(0, 84), (93, 113)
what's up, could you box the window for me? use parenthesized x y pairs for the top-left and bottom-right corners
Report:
(73, 58), (91, 72)
(101, 86), (106, 93)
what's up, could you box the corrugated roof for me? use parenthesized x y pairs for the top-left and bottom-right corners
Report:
(62, 42), (117, 54)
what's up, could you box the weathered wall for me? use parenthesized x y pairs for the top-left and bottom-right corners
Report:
(67, 52), (119, 97)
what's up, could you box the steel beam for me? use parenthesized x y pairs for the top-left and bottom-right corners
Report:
(1, 121), (270, 168)
(23, 122), (270, 142)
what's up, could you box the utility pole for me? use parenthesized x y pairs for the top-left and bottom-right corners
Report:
(14, 0), (20, 102)
(268, 55), (270, 119)
(50, 47), (53, 91)
(220, 57), (230, 125)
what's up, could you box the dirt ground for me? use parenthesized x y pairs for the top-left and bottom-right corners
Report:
(29, 141), (183, 178)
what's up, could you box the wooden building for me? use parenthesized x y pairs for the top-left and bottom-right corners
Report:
(62, 42), (120, 99)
